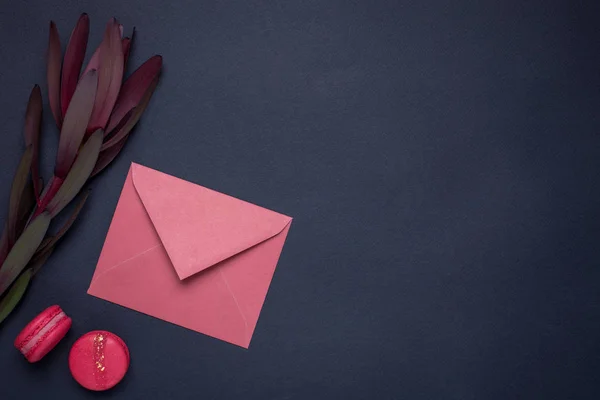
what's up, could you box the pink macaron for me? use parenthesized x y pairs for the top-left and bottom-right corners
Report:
(14, 305), (72, 363)
(69, 330), (130, 391)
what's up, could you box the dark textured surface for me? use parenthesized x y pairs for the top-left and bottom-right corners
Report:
(0, 1), (599, 398)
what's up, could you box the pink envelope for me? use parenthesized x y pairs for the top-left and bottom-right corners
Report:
(88, 163), (292, 348)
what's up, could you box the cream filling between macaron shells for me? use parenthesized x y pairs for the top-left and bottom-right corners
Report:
(20, 311), (67, 355)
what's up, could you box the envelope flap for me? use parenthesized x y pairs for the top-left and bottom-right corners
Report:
(131, 163), (292, 280)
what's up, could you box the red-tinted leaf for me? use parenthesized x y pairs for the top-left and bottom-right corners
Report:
(88, 19), (124, 132)
(102, 76), (158, 151)
(105, 55), (162, 134)
(8, 147), (33, 247)
(47, 21), (62, 128)
(118, 24), (124, 38)
(24, 85), (42, 199)
(92, 133), (129, 177)
(61, 13), (90, 117)
(0, 213), (51, 296)
(55, 70), (98, 178)
(122, 27), (135, 69)
(38, 176), (53, 203)
(122, 38), (131, 69)
(48, 130), (103, 218)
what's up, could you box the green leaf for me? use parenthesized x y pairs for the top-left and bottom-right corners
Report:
(0, 269), (32, 325)
(55, 70), (98, 179)
(35, 190), (90, 258)
(8, 146), (33, 246)
(0, 213), (51, 296)
(47, 129), (103, 218)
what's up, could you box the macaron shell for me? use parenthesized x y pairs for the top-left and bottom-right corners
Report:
(14, 305), (71, 363)
(25, 316), (72, 362)
(14, 305), (62, 349)
(69, 331), (130, 391)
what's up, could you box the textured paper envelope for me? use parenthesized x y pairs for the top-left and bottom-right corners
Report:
(88, 163), (292, 348)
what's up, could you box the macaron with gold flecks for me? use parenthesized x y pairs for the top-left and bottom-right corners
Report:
(69, 330), (130, 391)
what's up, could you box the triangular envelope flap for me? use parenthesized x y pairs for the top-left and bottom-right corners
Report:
(131, 163), (292, 280)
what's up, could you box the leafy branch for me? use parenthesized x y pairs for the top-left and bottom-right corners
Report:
(0, 14), (162, 324)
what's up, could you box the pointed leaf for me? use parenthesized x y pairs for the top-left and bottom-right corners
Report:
(102, 76), (158, 151)
(24, 85), (43, 199)
(105, 55), (162, 134)
(88, 19), (124, 132)
(55, 70), (98, 178)
(61, 13), (90, 117)
(93, 133), (129, 177)
(0, 224), (8, 267)
(0, 269), (32, 325)
(122, 38), (131, 69)
(35, 190), (90, 257)
(0, 213), (51, 296)
(8, 147), (33, 246)
(122, 27), (135, 69)
(48, 130), (103, 217)
(47, 21), (62, 128)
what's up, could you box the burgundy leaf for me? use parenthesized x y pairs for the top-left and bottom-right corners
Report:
(48, 130), (103, 218)
(55, 70), (98, 178)
(88, 19), (124, 132)
(92, 133), (129, 177)
(105, 55), (162, 134)
(122, 27), (135, 70)
(24, 85), (42, 199)
(122, 38), (131, 69)
(47, 21), (62, 128)
(7, 147), (33, 247)
(61, 13), (90, 117)
(102, 75), (158, 151)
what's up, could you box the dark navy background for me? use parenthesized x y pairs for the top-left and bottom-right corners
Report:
(1, 1), (599, 398)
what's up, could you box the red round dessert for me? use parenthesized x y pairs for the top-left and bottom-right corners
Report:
(14, 305), (72, 363)
(69, 330), (130, 391)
